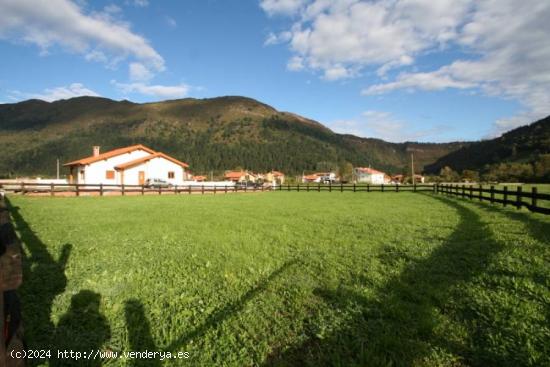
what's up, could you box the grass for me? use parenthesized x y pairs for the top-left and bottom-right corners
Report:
(7, 192), (550, 366)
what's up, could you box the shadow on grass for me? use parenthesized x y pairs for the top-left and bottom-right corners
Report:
(435, 192), (550, 246)
(7, 199), (110, 366)
(120, 260), (298, 360)
(124, 299), (161, 367)
(265, 195), (517, 366)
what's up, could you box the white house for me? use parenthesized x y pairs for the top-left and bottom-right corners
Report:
(354, 167), (386, 184)
(302, 172), (337, 183)
(64, 145), (190, 185)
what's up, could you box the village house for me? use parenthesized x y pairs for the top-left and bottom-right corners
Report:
(354, 167), (386, 184)
(264, 170), (285, 185)
(302, 172), (337, 183)
(64, 145), (190, 185)
(223, 170), (257, 183)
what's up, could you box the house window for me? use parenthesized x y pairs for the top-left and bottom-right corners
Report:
(168, 171), (175, 179)
(105, 170), (115, 179)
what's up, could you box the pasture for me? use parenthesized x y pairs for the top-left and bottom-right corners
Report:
(7, 192), (550, 366)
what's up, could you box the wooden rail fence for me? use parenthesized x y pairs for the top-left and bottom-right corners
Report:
(0, 182), (272, 196)
(435, 184), (550, 215)
(2, 182), (548, 215)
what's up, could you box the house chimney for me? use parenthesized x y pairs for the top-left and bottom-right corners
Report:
(93, 146), (100, 157)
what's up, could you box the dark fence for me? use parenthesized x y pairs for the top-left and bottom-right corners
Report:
(435, 184), (550, 215)
(0, 182), (272, 196)
(0, 196), (24, 366)
(277, 183), (434, 192)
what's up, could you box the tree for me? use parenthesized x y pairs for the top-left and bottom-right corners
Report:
(439, 166), (459, 182)
(338, 162), (354, 182)
(462, 169), (480, 183)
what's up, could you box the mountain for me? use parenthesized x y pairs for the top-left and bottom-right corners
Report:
(0, 96), (465, 177)
(424, 116), (550, 174)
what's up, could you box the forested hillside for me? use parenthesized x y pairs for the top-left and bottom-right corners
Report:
(0, 96), (464, 177)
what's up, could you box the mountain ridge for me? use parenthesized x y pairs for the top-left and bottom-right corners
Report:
(1, 95), (544, 178)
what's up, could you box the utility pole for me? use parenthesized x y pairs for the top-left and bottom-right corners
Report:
(411, 153), (415, 185)
(56, 158), (60, 180)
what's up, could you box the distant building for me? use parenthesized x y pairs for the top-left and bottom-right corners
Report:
(64, 145), (189, 185)
(264, 170), (285, 185)
(192, 175), (207, 182)
(302, 172), (336, 183)
(354, 167), (386, 184)
(224, 170), (258, 183)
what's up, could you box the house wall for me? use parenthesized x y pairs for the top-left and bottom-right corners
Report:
(123, 157), (187, 185)
(356, 172), (385, 184)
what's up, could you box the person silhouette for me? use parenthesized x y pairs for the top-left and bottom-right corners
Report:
(52, 290), (110, 367)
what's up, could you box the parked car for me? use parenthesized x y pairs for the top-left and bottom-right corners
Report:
(145, 178), (172, 188)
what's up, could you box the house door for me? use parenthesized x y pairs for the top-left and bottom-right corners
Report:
(138, 171), (145, 185)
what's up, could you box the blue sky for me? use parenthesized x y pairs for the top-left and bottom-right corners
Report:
(1, 0), (548, 142)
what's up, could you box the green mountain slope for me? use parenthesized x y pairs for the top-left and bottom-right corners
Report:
(424, 116), (550, 175)
(0, 96), (464, 177)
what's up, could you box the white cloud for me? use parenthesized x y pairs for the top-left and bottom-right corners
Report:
(0, 0), (164, 71)
(165, 16), (177, 28)
(129, 62), (153, 81)
(262, 0), (550, 135)
(11, 83), (101, 102)
(113, 81), (190, 99)
(263, 0), (471, 80)
(129, 0), (149, 7)
(264, 31), (292, 46)
(286, 56), (304, 71)
(260, 0), (307, 16)
(330, 110), (447, 142)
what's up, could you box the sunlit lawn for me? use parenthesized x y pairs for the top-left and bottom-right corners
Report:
(8, 192), (550, 366)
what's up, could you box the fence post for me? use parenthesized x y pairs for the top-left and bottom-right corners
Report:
(175, 185), (178, 195)
(202, 185), (205, 195)
(100, 183), (104, 196)
(189, 185), (192, 194)
(307, 184), (309, 192)
(353, 183), (356, 192)
(395, 184), (398, 192)
(469, 185), (473, 200)
(318, 183), (320, 192)
(516, 186), (522, 210)
(76, 184), (79, 197)
(381, 184), (384, 192)
(413, 183), (416, 192)
(158, 186), (161, 195)
(142, 185), (145, 195)
(214, 185), (217, 194)
(21, 183), (26, 195)
(490, 185), (494, 204)
(297, 184), (300, 192)
(461, 185), (465, 198)
(329, 182), (332, 192)
(50, 183), (54, 197)
(503, 186), (508, 207)
(287, 184), (290, 192)
(367, 184), (370, 192)
(340, 183), (343, 192)
(531, 187), (537, 209)
(122, 184), (126, 196)
(479, 184), (483, 201)
(225, 185), (228, 194)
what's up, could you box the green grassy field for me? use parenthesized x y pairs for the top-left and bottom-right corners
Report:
(7, 192), (550, 366)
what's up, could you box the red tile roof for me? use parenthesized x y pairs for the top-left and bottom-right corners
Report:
(271, 171), (285, 176)
(224, 171), (245, 179)
(64, 144), (156, 166)
(356, 167), (385, 175)
(114, 152), (189, 170)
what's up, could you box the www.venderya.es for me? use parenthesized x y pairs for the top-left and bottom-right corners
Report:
(11, 349), (190, 360)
